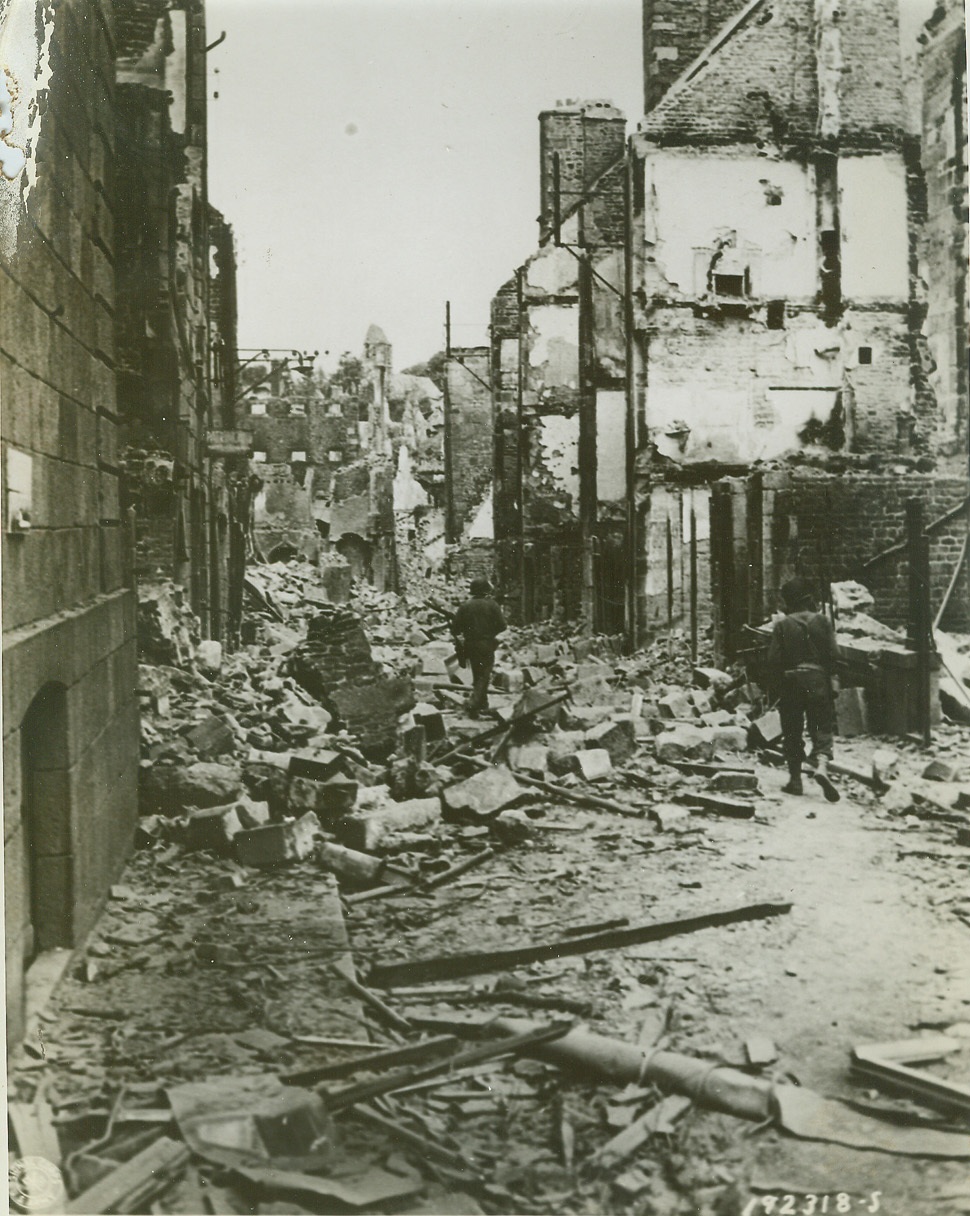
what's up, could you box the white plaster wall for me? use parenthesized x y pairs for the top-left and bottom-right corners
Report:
(596, 391), (626, 502)
(467, 488), (493, 540)
(529, 303), (578, 387)
(527, 244), (578, 295)
(0, 0), (54, 251)
(537, 414), (579, 504)
(643, 153), (817, 301)
(648, 384), (838, 464)
(839, 154), (909, 302)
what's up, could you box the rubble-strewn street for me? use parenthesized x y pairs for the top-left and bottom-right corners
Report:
(4, 0), (970, 1213)
(8, 561), (970, 1215)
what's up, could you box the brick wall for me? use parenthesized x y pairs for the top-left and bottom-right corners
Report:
(713, 472), (970, 646)
(539, 102), (625, 242)
(445, 348), (492, 540)
(1, 0), (139, 1043)
(639, 0), (817, 149)
(642, 0), (749, 112)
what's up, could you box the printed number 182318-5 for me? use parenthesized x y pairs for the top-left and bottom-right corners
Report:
(742, 1195), (882, 1215)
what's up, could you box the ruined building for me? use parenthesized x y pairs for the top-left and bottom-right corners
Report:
(113, 0), (246, 645)
(1, 0), (239, 1044)
(2, 0), (139, 1043)
(239, 329), (446, 595)
(490, 99), (631, 630)
(484, 0), (969, 654)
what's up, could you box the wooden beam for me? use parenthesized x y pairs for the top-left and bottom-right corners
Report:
(367, 900), (792, 987)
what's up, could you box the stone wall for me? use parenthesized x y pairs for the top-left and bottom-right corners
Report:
(1, 0), (139, 1044)
(444, 348), (492, 541)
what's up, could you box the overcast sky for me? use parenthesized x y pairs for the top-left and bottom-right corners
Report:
(206, 0), (937, 375)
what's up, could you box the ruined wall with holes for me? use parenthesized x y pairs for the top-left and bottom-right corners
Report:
(445, 348), (493, 541)
(713, 471), (970, 643)
(919, 0), (969, 463)
(1, 0), (139, 1044)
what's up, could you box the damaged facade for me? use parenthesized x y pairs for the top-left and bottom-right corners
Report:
(240, 328), (447, 596)
(113, 0), (246, 645)
(485, 0), (969, 657)
(1, 0), (238, 1042)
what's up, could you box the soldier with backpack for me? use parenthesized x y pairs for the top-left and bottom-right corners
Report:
(766, 576), (841, 802)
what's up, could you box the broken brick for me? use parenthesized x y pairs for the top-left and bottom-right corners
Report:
(441, 766), (524, 819)
(339, 794), (441, 851)
(922, 759), (962, 783)
(185, 803), (244, 854)
(574, 748), (613, 782)
(658, 691), (695, 720)
(710, 772), (759, 794)
(235, 812), (320, 867)
(750, 711), (783, 747)
(288, 775), (359, 820)
(508, 744), (550, 777)
(583, 717), (636, 765)
(655, 725), (714, 763)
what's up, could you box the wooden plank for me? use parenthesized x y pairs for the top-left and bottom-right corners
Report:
(65, 1136), (189, 1214)
(367, 900), (793, 987)
(279, 1035), (459, 1086)
(851, 1040), (970, 1117)
(324, 1021), (572, 1110)
(328, 959), (413, 1035)
(9, 1099), (60, 1165)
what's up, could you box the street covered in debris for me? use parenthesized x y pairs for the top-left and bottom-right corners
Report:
(8, 564), (970, 1215)
(3, 0), (970, 1212)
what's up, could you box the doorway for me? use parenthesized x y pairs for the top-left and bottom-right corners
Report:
(21, 683), (72, 961)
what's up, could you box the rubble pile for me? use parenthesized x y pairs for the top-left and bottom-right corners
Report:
(11, 560), (970, 1215)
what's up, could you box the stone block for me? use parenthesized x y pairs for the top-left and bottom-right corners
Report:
(700, 709), (733, 727)
(412, 702), (446, 743)
(710, 772), (759, 794)
(655, 725), (714, 764)
(750, 710), (783, 746)
(871, 748), (899, 784)
(185, 803), (243, 854)
(339, 794), (440, 851)
(236, 797), (271, 829)
(235, 812), (320, 867)
(421, 654), (450, 676)
(547, 730), (587, 776)
(574, 748), (613, 782)
(693, 667), (733, 694)
(288, 775), (359, 820)
(508, 744), (550, 777)
(141, 761), (242, 815)
(534, 643), (559, 665)
(560, 704), (613, 731)
(442, 766), (524, 819)
(583, 717), (637, 765)
(689, 689), (714, 715)
(185, 714), (236, 760)
(922, 759), (962, 783)
(658, 691), (695, 720)
(710, 726), (749, 755)
(652, 804), (691, 831)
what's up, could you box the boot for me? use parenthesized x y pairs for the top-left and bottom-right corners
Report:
(782, 764), (803, 795)
(811, 755), (841, 803)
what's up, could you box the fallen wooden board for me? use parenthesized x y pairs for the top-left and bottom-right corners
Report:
(347, 1103), (481, 1174)
(65, 1136), (189, 1214)
(8, 1098), (61, 1165)
(850, 1038), (970, 1117)
(324, 1020), (573, 1110)
(280, 1035), (459, 1087)
(329, 959), (412, 1034)
(367, 900), (792, 987)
